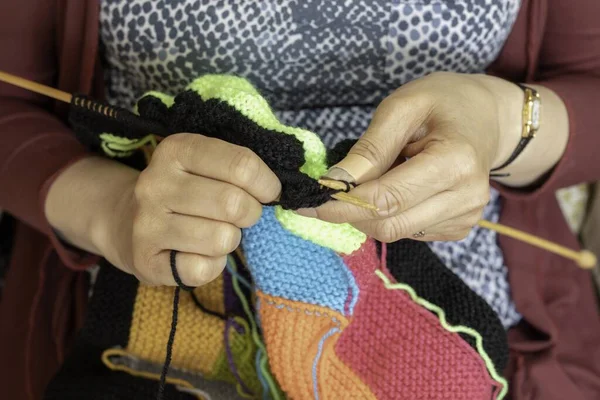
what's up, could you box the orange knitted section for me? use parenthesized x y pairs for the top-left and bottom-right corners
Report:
(256, 291), (376, 400)
(127, 284), (224, 375)
(193, 274), (225, 315)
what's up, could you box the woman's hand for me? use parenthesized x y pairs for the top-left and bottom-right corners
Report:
(300, 72), (528, 242)
(46, 134), (281, 286)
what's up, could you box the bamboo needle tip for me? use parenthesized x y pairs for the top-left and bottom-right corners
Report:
(331, 192), (379, 211)
(318, 178), (349, 191)
(577, 250), (597, 269)
(318, 178), (378, 211)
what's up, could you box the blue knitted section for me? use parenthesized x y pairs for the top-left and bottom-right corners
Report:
(242, 207), (359, 315)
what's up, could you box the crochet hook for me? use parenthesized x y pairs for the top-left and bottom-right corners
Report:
(318, 178), (597, 269)
(0, 70), (379, 210)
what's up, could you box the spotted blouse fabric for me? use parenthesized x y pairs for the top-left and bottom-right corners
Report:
(100, 0), (522, 328)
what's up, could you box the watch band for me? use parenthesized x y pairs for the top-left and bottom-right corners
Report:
(491, 83), (541, 174)
(490, 136), (533, 172)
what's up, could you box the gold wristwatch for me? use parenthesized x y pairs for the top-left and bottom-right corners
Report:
(491, 84), (541, 173)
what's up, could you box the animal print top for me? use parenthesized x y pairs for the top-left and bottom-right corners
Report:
(100, 0), (523, 328)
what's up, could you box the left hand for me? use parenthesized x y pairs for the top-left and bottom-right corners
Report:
(298, 72), (522, 242)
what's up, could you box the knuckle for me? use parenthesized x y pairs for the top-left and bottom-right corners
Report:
(142, 256), (165, 285)
(154, 133), (182, 159)
(157, 133), (200, 168)
(376, 95), (397, 115)
(212, 224), (242, 255)
(452, 142), (479, 180)
(229, 147), (261, 186)
(476, 188), (491, 208)
(351, 137), (388, 175)
(189, 257), (227, 286)
(468, 184), (490, 210)
(134, 170), (154, 201)
(374, 181), (409, 216)
(464, 212), (481, 228)
(221, 187), (250, 223)
(373, 217), (408, 243)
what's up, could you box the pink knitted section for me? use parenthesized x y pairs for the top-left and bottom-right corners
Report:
(336, 239), (495, 400)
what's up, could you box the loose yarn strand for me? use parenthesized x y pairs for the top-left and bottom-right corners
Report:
(157, 250), (195, 400)
(157, 285), (181, 400)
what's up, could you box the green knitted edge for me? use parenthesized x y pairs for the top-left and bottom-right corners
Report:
(207, 316), (263, 398)
(229, 255), (284, 400)
(375, 270), (508, 400)
(274, 207), (366, 255)
(186, 75), (366, 254)
(135, 91), (175, 114)
(186, 75), (327, 179)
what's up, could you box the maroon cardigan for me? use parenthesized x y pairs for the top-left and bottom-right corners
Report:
(1, 1), (600, 399)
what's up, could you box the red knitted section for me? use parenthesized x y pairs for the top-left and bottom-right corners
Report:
(337, 239), (494, 400)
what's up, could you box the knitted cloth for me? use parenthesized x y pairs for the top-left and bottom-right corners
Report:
(47, 75), (509, 399)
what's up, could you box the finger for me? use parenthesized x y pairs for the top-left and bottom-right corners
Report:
(158, 214), (241, 257)
(349, 190), (472, 242)
(142, 251), (227, 287)
(326, 92), (433, 183)
(312, 150), (453, 224)
(156, 134), (282, 203)
(157, 174), (263, 228)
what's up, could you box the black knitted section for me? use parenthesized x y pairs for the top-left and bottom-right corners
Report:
(69, 95), (168, 147)
(78, 260), (139, 349)
(137, 91), (339, 209)
(68, 95), (158, 170)
(44, 340), (193, 400)
(68, 90), (346, 209)
(327, 138), (358, 168)
(385, 240), (509, 372)
(136, 95), (172, 125)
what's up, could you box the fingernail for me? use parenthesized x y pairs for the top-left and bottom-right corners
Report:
(295, 208), (317, 218)
(326, 154), (376, 183)
(323, 166), (356, 183)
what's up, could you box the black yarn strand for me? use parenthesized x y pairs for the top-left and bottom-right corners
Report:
(157, 250), (196, 400)
(157, 285), (180, 400)
(170, 250), (195, 292)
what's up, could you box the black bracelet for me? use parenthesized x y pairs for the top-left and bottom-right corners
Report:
(490, 84), (541, 177)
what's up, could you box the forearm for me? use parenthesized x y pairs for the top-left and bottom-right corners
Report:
(45, 156), (138, 256)
(476, 75), (569, 187)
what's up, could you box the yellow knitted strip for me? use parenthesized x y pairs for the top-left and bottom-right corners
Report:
(99, 133), (157, 158)
(184, 75), (366, 253)
(375, 270), (508, 400)
(274, 207), (366, 255)
(186, 75), (327, 179)
(127, 284), (225, 375)
(101, 348), (206, 400)
(134, 91), (175, 114)
(193, 273), (226, 316)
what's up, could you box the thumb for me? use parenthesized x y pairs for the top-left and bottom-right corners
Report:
(324, 95), (431, 184)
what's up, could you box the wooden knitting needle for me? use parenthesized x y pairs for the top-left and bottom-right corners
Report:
(0, 70), (72, 103)
(319, 178), (597, 269)
(0, 70), (380, 211)
(477, 219), (597, 269)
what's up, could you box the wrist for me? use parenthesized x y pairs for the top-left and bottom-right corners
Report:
(89, 172), (137, 263)
(45, 156), (139, 257)
(473, 74), (523, 169)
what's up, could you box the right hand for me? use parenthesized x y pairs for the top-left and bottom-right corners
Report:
(102, 133), (281, 286)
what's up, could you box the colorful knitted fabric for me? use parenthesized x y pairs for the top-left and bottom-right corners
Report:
(47, 75), (509, 399)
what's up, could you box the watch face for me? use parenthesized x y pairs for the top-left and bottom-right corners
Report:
(531, 99), (541, 130)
